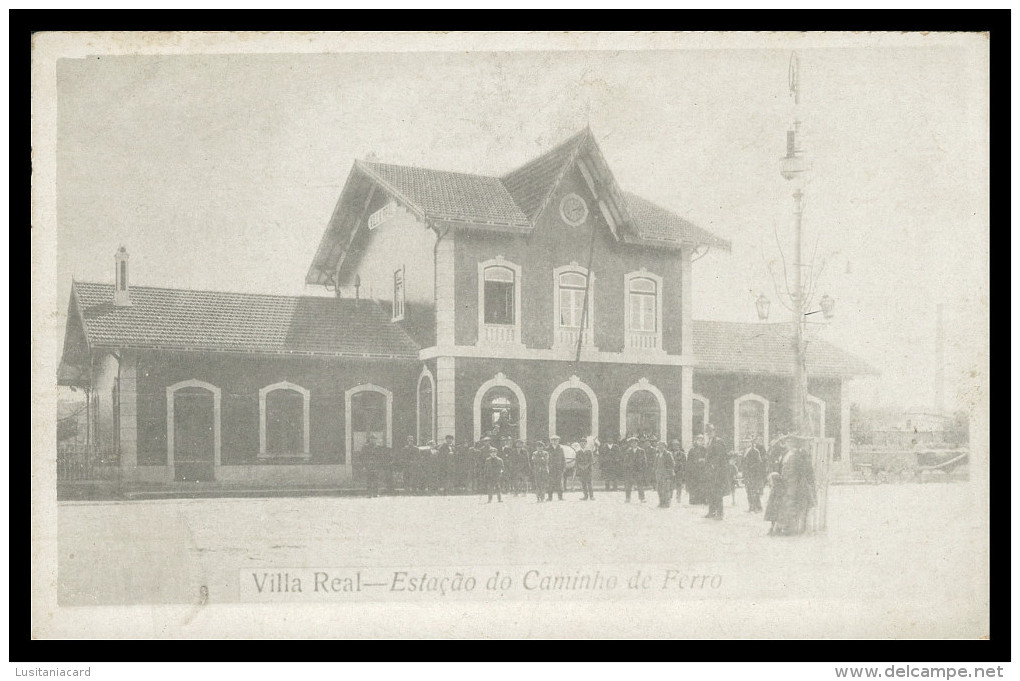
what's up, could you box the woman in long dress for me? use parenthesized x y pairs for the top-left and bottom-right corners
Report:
(765, 437), (818, 536)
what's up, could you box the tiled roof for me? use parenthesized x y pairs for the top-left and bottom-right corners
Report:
(624, 192), (731, 250)
(71, 282), (421, 358)
(693, 320), (878, 377)
(359, 161), (529, 226)
(500, 129), (589, 221)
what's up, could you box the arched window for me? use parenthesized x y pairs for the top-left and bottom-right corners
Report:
(691, 393), (710, 438)
(549, 376), (599, 442)
(806, 395), (826, 438)
(166, 379), (221, 482)
(477, 258), (522, 345)
(559, 272), (588, 328)
(417, 368), (436, 444)
(259, 382), (310, 458)
(625, 271), (664, 351)
(619, 378), (668, 440)
(473, 373), (528, 443)
(734, 393), (769, 452)
(484, 266), (515, 325)
(554, 265), (595, 349)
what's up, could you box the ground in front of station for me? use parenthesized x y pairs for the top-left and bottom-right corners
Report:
(54, 481), (988, 638)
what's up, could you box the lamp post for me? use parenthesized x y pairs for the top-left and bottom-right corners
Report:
(758, 53), (837, 437)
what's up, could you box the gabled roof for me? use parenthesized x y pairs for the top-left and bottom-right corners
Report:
(500, 129), (590, 221)
(693, 320), (878, 378)
(306, 128), (730, 285)
(359, 161), (529, 226)
(67, 282), (421, 359)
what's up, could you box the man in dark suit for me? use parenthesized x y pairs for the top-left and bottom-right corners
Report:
(480, 437), (504, 503)
(622, 436), (648, 503)
(547, 435), (567, 501)
(575, 441), (595, 501)
(742, 435), (766, 512)
(703, 424), (729, 519)
(668, 438), (686, 504)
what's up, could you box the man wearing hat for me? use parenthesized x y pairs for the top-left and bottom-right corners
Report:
(742, 435), (766, 513)
(547, 435), (569, 501)
(530, 440), (550, 502)
(652, 439), (676, 508)
(480, 437), (504, 503)
(668, 438), (686, 504)
(437, 434), (456, 495)
(511, 439), (531, 496)
(499, 435), (516, 495)
(703, 424), (729, 519)
(575, 439), (595, 500)
(622, 436), (648, 503)
(600, 437), (620, 491)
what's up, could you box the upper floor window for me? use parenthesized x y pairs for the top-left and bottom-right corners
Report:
(553, 264), (595, 349)
(477, 257), (523, 346)
(628, 277), (657, 332)
(558, 271), (590, 328)
(392, 266), (405, 321)
(483, 266), (515, 325)
(625, 270), (664, 351)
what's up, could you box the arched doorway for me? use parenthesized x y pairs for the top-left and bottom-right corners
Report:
(167, 380), (221, 482)
(345, 384), (393, 479)
(479, 386), (520, 442)
(473, 373), (527, 443)
(734, 393), (769, 452)
(624, 391), (660, 440)
(620, 378), (668, 440)
(554, 389), (592, 443)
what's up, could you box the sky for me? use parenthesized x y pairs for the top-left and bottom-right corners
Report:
(53, 38), (989, 413)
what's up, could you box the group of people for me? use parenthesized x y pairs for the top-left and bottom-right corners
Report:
(358, 423), (818, 536)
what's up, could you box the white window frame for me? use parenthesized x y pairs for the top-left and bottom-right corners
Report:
(472, 372), (528, 443)
(806, 394), (826, 438)
(259, 381), (311, 459)
(477, 256), (523, 347)
(344, 384), (394, 478)
(392, 265), (405, 322)
(553, 263), (596, 349)
(549, 375), (599, 440)
(733, 393), (770, 451)
(417, 366), (437, 445)
(166, 379), (221, 475)
(619, 378), (668, 440)
(624, 270), (664, 352)
(691, 393), (710, 435)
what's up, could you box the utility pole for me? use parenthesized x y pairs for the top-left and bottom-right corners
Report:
(781, 52), (810, 437)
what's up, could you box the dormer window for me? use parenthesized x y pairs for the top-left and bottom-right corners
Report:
(477, 257), (522, 346)
(392, 266), (405, 321)
(625, 270), (664, 351)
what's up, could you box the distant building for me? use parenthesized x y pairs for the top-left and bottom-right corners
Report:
(59, 128), (875, 487)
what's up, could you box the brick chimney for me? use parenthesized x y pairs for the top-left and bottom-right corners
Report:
(113, 246), (131, 306)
